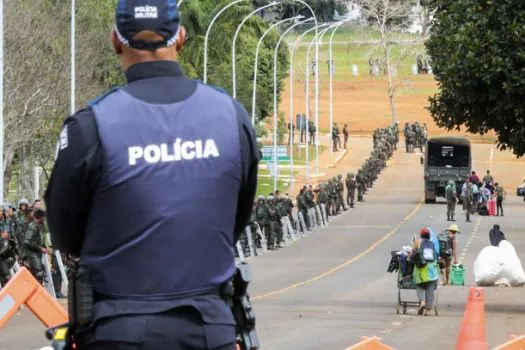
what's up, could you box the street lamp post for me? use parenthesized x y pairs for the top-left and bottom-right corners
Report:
(272, 18), (312, 191)
(71, 0), (76, 115)
(251, 16), (301, 125)
(328, 20), (350, 156)
(306, 26), (333, 176)
(288, 21), (315, 194)
(303, 24), (330, 179)
(203, 0), (245, 84)
(232, 1), (278, 99)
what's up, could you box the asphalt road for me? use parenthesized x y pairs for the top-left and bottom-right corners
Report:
(1, 142), (524, 350)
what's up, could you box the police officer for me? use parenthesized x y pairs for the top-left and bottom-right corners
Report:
(44, 1), (259, 348)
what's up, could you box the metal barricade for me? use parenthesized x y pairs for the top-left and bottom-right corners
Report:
(320, 203), (328, 224)
(244, 226), (256, 258)
(41, 254), (56, 298)
(285, 216), (297, 240)
(54, 250), (68, 290)
(255, 222), (268, 253)
(308, 207), (318, 228)
(297, 211), (308, 235)
(315, 205), (325, 227)
(280, 218), (290, 246)
(236, 241), (245, 262)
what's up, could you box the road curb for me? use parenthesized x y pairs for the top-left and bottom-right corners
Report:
(328, 149), (349, 168)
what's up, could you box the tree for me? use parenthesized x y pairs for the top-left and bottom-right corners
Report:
(357, 0), (417, 122)
(2, 0), (291, 201)
(426, 0), (525, 156)
(254, 0), (350, 21)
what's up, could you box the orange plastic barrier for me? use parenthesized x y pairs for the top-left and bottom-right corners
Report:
(345, 336), (395, 350)
(456, 287), (488, 350)
(0, 267), (68, 329)
(493, 335), (525, 350)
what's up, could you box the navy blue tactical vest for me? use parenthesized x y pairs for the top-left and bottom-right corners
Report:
(82, 84), (241, 301)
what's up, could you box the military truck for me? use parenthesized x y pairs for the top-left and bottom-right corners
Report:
(423, 137), (472, 204)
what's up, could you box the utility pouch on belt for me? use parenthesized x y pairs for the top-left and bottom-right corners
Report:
(68, 266), (94, 327)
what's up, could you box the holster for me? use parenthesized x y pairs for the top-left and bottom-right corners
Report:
(47, 265), (94, 350)
(221, 262), (260, 350)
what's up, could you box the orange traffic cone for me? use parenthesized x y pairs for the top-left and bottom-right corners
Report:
(456, 287), (488, 350)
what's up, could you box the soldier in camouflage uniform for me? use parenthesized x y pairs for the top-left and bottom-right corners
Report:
(255, 196), (273, 250)
(337, 174), (346, 211)
(297, 187), (310, 231)
(317, 184), (329, 220)
(275, 196), (288, 246)
(330, 177), (340, 215)
(266, 196), (280, 249)
(356, 170), (366, 202)
(22, 209), (48, 284)
(346, 173), (357, 208)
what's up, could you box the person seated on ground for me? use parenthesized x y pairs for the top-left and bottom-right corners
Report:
(411, 228), (439, 316)
(480, 183), (492, 204)
(439, 224), (460, 285)
(489, 224), (506, 247)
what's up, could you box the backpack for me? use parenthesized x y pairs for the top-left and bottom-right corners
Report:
(437, 233), (452, 259)
(420, 239), (436, 263)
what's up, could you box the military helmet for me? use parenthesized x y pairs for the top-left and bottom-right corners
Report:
(257, 195), (265, 201)
(267, 195), (274, 202)
(19, 198), (29, 206)
(338, 174), (342, 179)
(332, 177), (337, 181)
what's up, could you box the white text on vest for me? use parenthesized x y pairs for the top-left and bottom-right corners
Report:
(128, 139), (220, 165)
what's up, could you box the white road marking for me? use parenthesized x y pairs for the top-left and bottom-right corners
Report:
(392, 321), (402, 326)
(381, 329), (393, 333)
(490, 147), (495, 162)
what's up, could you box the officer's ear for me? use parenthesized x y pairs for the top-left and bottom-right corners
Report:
(175, 26), (186, 53)
(111, 30), (123, 55)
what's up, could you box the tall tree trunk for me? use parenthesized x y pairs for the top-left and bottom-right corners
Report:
(381, 34), (397, 123)
(3, 146), (16, 201)
(21, 146), (35, 201)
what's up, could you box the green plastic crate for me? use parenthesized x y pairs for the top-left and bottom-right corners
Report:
(451, 264), (465, 286)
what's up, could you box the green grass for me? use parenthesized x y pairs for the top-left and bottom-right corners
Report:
(258, 144), (328, 166)
(287, 26), (427, 79)
(256, 169), (296, 197)
(290, 26), (420, 43)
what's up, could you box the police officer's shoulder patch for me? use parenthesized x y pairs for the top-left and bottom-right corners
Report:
(87, 87), (121, 107)
(195, 80), (228, 95)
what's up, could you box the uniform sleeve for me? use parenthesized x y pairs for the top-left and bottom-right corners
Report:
(233, 100), (259, 243)
(44, 109), (102, 257)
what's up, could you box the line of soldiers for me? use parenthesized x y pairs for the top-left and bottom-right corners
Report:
(243, 123), (400, 256)
(249, 191), (294, 251)
(403, 121), (428, 153)
(358, 124), (399, 200)
(0, 199), (66, 298)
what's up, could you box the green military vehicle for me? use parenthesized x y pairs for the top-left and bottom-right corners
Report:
(423, 137), (472, 204)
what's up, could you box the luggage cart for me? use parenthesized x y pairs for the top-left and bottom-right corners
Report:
(396, 257), (439, 316)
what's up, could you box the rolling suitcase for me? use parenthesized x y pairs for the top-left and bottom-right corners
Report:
(488, 198), (496, 216)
